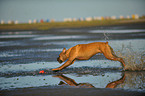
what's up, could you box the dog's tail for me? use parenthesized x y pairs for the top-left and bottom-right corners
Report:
(105, 41), (109, 44)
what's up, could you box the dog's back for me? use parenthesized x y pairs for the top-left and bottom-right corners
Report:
(69, 42), (108, 60)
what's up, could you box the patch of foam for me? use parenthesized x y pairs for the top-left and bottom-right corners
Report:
(1, 31), (32, 35)
(0, 35), (37, 38)
(42, 49), (62, 52)
(89, 29), (145, 33)
(0, 41), (24, 47)
(19, 48), (62, 53)
(44, 41), (98, 47)
(0, 53), (21, 57)
(33, 35), (86, 40)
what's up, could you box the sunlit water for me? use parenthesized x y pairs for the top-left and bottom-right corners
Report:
(0, 27), (145, 91)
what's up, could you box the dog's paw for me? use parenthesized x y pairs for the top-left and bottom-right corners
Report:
(52, 68), (60, 72)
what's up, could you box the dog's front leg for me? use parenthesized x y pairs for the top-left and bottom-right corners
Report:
(52, 59), (74, 72)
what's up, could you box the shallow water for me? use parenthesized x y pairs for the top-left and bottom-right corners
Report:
(0, 25), (145, 91)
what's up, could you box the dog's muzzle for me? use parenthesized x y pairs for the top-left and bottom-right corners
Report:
(57, 57), (63, 64)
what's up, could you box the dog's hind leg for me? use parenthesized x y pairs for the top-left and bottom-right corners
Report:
(102, 44), (125, 68)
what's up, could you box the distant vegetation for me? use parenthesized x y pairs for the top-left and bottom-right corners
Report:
(0, 18), (145, 31)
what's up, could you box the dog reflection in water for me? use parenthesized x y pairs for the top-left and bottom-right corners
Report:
(54, 74), (125, 88)
(105, 73), (125, 88)
(53, 74), (94, 88)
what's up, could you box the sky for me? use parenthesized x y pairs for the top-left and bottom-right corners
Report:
(0, 0), (145, 23)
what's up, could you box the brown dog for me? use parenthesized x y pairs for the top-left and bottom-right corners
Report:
(52, 42), (125, 71)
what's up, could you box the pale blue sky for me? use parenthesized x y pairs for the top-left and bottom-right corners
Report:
(0, 0), (145, 22)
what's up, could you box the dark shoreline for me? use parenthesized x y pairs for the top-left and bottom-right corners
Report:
(0, 22), (145, 32)
(1, 87), (145, 96)
(1, 22), (145, 41)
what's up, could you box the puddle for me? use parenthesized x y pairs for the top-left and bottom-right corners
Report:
(0, 72), (144, 91)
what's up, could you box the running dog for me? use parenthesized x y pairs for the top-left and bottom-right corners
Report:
(52, 42), (125, 71)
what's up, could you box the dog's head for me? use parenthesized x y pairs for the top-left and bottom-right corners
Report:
(57, 48), (67, 64)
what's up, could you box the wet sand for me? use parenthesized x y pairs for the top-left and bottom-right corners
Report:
(1, 87), (145, 96)
(0, 23), (145, 96)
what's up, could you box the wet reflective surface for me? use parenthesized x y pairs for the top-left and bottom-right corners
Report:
(0, 25), (145, 91)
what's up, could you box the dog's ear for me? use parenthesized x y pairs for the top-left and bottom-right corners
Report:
(58, 81), (66, 85)
(62, 48), (66, 53)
